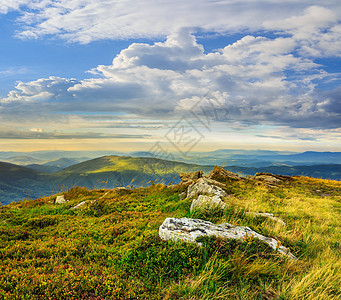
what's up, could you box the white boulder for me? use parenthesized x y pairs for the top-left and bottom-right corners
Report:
(159, 217), (296, 259)
(55, 195), (67, 204)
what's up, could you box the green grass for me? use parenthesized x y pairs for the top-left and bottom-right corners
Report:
(0, 176), (340, 299)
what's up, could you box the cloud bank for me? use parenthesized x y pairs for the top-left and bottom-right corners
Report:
(2, 0), (341, 43)
(2, 6), (341, 132)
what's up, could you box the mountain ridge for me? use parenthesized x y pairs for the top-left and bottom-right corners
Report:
(1, 155), (340, 205)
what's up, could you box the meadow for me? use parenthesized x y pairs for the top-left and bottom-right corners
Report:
(0, 174), (340, 299)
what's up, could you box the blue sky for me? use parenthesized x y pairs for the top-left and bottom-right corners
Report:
(0, 1), (340, 154)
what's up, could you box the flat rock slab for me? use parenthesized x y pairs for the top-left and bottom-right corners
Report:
(71, 201), (88, 210)
(159, 217), (296, 259)
(255, 174), (282, 183)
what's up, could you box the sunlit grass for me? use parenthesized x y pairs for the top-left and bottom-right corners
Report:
(0, 175), (340, 299)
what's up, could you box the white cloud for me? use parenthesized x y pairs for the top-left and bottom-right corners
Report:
(1, 0), (338, 43)
(0, 67), (28, 76)
(0, 0), (31, 14)
(264, 6), (341, 57)
(2, 76), (79, 102)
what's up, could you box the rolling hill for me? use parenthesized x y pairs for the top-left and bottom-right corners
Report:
(0, 156), (213, 204)
(0, 162), (53, 205)
(54, 155), (213, 189)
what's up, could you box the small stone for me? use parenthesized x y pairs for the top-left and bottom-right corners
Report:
(254, 172), (284, 184)
(55, 195), (67, 204)
(179, 171), (203, 183)
(255, 175), (282, 183)
(207, 166), (241, 181)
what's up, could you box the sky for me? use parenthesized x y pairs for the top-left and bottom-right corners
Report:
(0, 0), (340, 156)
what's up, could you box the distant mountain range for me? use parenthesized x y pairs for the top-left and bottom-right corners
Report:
(3, 155), (43, 165)
(0, 151), (340, 205)
(3, 156), (89, 173)
(173, 150), (341, 167)
(26, 157), (89, 173)
(1, 149), (340, 168)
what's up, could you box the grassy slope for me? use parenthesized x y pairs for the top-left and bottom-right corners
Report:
(58, 155), (212, 175)
(0, 174), (340, 299)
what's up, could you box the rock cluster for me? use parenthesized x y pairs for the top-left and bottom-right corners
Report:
(159, 167), (295, 259)
(187, 177), (228, 213)
(179, 167), (232, 213)
(159, 217), (296, 259)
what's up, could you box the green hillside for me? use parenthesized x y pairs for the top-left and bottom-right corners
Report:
(0, 156), (213, 204)
(59, 155), (211, 175)
(54, 155), (213, 189)
(0, 172), (340, 299)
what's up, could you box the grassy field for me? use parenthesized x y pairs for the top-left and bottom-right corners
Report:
(0, 174), (340, 299)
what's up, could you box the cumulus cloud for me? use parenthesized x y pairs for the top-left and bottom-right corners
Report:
(2, 76), (79, 102)
(0, 0), (339, 43)
(1, 7), (340, 130)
